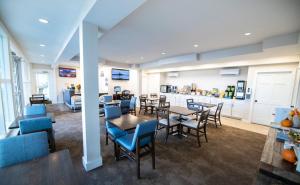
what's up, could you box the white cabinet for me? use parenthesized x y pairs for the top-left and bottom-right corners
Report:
(231, 100), (250, 119)
(221, 99), (233, 117)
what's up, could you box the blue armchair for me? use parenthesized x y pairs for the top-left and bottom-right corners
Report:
(19, 117), (56, 152)
(104, 106), (127, 146)
(0, 132), (49, 168)
(120, 100), (130, 114)
(116, 119), (157, 178)
(24, 104), (46, 116)
(103, 95), (113, 103)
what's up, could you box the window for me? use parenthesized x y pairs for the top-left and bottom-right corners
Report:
(0, 31), (15, 136)
(35, 71), (49, 97)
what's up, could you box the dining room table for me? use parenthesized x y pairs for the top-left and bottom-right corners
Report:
(99, 100), (121, 106)
(0, 149), (81, 185)
(169, 106), (198, 121)
(9, 112), (55, 129)
(189, 102), (216, 110)
(108, 114), (148, 131)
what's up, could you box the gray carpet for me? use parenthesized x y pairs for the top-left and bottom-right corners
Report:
(47, 104), (266, 185)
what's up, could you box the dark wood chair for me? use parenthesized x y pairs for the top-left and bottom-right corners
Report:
(186, 98), (202, 120)
(156, 107), (180, 143)
(150, 93), (158, 98)
(208, 102), (224, 128)
(139, 96), (152, 114)
(30, 94), (45, 105)
(181, 110), (210, 147)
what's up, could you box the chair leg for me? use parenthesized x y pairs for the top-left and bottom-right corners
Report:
(165, 127), (169, 144)
(114, 142), (118, 161)
(218, 116), (222, 126)
(197, 130), (201, 147)
(105, 129), (108, 145)
(152, 138), (155, 169)
(136, 146), (141, 179)
(204, 129), (208, 143)
(116, 143), (120, 161)
(214, 116), (217, 128)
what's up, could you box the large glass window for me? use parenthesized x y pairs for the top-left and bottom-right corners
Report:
(35, 71), (49, 97)
(0, 32), (15, 136)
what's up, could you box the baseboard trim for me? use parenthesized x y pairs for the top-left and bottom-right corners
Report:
(82, 156), (102, 171)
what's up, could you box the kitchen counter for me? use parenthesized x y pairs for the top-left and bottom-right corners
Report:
(161, 93), (250, 120)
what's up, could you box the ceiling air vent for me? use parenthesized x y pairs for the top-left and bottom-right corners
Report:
(167, 72), (179, 78)
(219, 68), (240, 76)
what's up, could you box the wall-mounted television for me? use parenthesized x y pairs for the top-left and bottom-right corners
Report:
(59, 67), (76, 78)
(112, 68), (129, 80)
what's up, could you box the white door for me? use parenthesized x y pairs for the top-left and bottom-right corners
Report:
(252, 72), (294, 125)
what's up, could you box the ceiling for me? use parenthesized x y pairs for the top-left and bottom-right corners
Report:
(0, 0), (95, 64)
(97, 0), (300, 64)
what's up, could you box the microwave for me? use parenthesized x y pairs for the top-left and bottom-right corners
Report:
(160, 85), (171, 93)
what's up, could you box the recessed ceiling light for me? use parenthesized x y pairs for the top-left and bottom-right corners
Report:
(40, 44), (46, 47)
(193, 44), (199, 48)
(243, 32), (251, 36)
(38, 18), (48, 24)
(140, 56), (144, 60)
(40, 54), (45, 57)
(161, 52), (166, 55)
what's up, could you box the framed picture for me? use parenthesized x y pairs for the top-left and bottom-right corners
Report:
(59, 67), (76, 78)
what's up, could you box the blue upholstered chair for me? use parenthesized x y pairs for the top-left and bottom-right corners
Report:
(129, 97), (137, 116)
(24, 104), (46, 116)
(19, 117), (56, 152)
(104, 106), (127, 145)
(274, 107), (291, 123)
(103, 95), (113, 103)
(116, 119), (158, 178)
(0, 132), (49, 168)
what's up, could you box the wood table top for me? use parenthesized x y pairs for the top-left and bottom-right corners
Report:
(255, 128), (300, 184)
(0, 150), (81, 185)
(99, 100), (121, 105)
(9, 112), (55, 129)
(108, 114), (148, 131)
(169, 106), (197, 116)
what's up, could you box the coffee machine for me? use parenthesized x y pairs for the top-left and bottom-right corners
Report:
(236, 80), (246, 100)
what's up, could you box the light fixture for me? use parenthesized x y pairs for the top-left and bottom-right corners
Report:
(161, 52), (166, 55)
(193, 44), (199, 48)
(243, 32), (251, 36)
(40, 54), (45, 57)
(38, 18), (48, 24)
(40, 44), (46, 47)
(140, 56), (144, 60)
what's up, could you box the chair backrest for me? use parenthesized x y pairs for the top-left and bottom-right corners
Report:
(32, 94), (45, 100)
(139, 96), (147, 106)
(150, 93), (158, 98)
(130, 120), (158, 151)
(158, 95), (167, 107)
(24, 104), (46, 116)
(274, 107), (291, 123)
(216, 102), (224, 116)
(103, 95), (113, 103)
(129, 97), (137, 109)
(186, 99), (194, 108)
(141, 94), (148, 98)
(104, 106), (122, 119)
(0, 132), (49, 168)
(156, 107), (170, 121)
(197, 110), (210, 128)
(19, 117), (52, 135)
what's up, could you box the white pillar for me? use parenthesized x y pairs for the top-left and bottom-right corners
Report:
(79, 21), (102, 171)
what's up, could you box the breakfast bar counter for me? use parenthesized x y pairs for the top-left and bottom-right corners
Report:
(253, 128), (300, 185)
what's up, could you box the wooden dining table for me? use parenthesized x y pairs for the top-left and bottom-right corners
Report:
(0, 150), (81, 185)
(169, 106), (197, 120)
(99, 100), (121, 106)
(108, 114), (148, 131)
(9, 112), (55, 129)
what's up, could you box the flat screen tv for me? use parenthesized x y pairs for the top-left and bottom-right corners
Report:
(112, 68), (129, 80)
(59, 67), (76, 78)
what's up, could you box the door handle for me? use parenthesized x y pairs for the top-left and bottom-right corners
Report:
(254, 100), (258, 102)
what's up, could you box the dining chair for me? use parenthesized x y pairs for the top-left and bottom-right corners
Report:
(103, 95), (113, 103)
(158, 95), (167, 107)
(141, 94), (148, 98)
(115, 119), (158, 179)
(139, 96), (151, 114)
(19, 117), (56, 152)
(0, 132), (49, 168)
(156, 107), (180, 143)
(104, 106), (127, 146)
(129, 97), (137, 116)
(24, 104), (46, 116)
(208, 102), (224, 128)
(186, 99), (202, 120)
(181, 110), (210, 147)
(150, 93), (158, 98)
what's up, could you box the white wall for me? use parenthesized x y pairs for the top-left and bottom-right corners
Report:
(163, 67), (248, 91)
(55, 64), (81, 103)
(98, 66), (139, 95)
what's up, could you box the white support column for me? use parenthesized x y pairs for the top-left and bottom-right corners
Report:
(79, 21), (102, 171)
